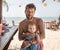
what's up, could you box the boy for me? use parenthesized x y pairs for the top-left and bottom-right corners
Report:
(20, 22), (40, 50)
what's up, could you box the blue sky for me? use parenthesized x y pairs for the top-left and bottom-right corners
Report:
(2, 0), (60, 17)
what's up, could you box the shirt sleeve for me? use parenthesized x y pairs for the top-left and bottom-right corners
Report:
(38, 18), (45, 39)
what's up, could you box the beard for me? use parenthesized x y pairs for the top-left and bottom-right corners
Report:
(26, 15), (33, 20)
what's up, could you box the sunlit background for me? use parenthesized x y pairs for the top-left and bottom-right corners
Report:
(1, 0), (60, 50)
(2, 0), (60, 17)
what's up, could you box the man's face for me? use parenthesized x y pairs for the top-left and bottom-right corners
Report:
(28, 25), (36, 33)
(25, 8), (35, 19)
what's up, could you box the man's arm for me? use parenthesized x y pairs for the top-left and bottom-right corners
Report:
(32, 33), (40, 44)
(18, 22), (25, 41)
(38, 18), (45, 39)
(35, 33), (40, 43)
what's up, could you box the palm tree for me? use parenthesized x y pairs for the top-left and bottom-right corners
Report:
(2, 0), (9, 12)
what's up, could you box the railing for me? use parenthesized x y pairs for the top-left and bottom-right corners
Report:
(0, 25), (18, 50)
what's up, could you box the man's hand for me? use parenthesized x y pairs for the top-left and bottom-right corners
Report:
(21, 41), (31, 48)
(25, 33), (35, 37)
(32, 40), (37, 44)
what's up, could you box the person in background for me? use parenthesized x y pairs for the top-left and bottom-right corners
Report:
(1, 18), (9, 35)
(18, 3), (45, 50)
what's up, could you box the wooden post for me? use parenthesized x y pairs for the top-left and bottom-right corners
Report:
(0, 0), (2, 23)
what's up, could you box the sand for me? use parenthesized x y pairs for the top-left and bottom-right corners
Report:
(8, 29), (60, 50)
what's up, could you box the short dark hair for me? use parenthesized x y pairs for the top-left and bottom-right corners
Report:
(25, 3), (36, 10)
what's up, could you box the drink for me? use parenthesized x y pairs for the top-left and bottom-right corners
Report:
(0, 24), (2, 36)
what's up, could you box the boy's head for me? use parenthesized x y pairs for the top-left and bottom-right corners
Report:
(28, 22), (36, 33)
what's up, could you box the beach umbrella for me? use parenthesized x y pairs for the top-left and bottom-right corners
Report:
(42, 0), (47, 7)
(42, 0), (45, 3)
(43, 2), (47, 7)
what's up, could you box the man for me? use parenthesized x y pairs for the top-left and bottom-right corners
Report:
(18, 3), (45, 50)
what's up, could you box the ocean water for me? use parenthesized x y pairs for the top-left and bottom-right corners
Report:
(3, 17), (58, 26)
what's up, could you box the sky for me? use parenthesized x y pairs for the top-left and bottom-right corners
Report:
(2, 0), (60, 17)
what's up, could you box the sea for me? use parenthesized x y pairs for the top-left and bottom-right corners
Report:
(2, 17), (59, 26)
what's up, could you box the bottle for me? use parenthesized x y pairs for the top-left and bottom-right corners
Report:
(12, 20), (15, 26)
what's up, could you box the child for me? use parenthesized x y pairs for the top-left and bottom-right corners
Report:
(20, 22), (40, 50)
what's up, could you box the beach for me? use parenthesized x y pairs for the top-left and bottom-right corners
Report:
(43, 29), (60, 50)
(8, 28), (60, 50)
